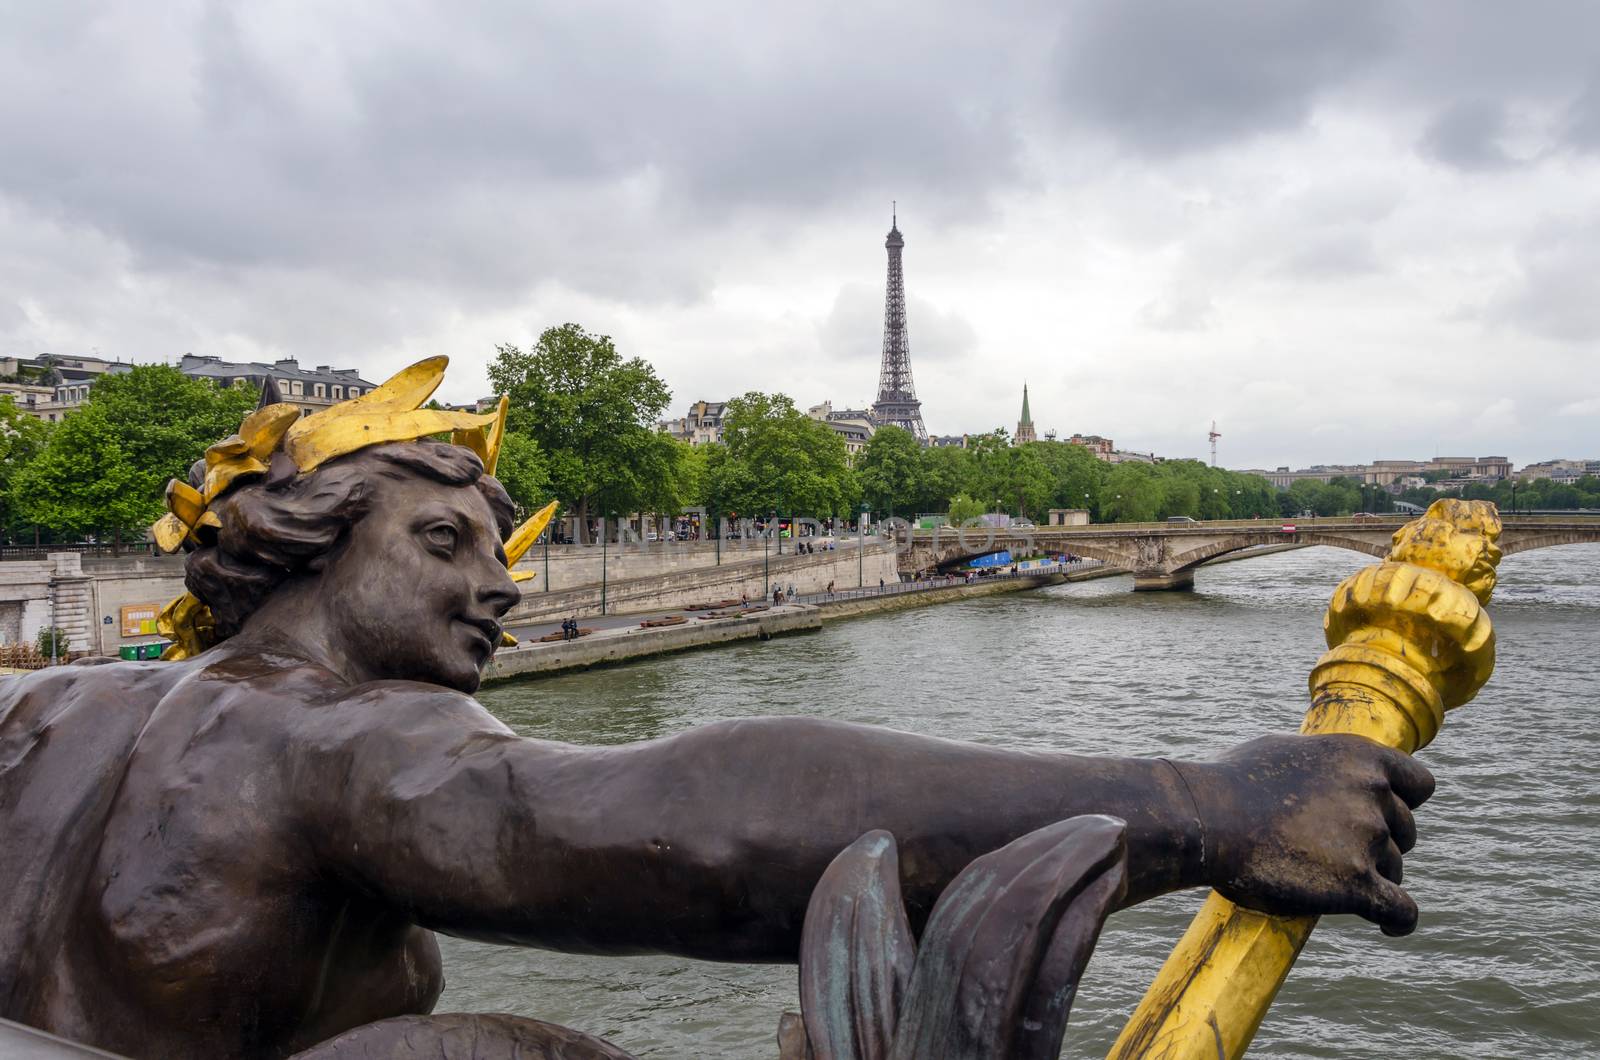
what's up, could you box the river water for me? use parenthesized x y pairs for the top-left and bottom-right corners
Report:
(441, 545), (1600, 1058)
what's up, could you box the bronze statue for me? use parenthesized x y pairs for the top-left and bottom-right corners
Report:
(0, 360), (1434, 1059)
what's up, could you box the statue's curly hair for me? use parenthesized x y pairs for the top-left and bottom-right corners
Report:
(182, 441), (515, 639)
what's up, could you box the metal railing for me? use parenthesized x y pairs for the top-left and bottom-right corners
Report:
(0, 541), (157, 561)
(792, 559), (1105, 606)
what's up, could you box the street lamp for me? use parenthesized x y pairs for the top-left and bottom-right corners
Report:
(858, 503), (868, 588)
(765, 511), (774, 599)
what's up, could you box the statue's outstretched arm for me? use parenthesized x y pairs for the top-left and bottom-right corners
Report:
(302, 690), (1427, 961)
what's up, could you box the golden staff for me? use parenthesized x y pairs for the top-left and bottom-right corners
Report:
(1108, 498), (1503, 1060)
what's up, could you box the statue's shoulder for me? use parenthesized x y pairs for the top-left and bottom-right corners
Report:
(306, 677), (514, 742)
(0, 659), (186, 723)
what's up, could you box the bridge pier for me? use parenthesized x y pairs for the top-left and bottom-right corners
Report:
(1133, 570), (1194, 592)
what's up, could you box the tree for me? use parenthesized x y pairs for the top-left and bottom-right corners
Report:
(10, 366), (257, 544)
(1156, 468), (1201, 519)
(705, 392), (857, 520)
(856, 425), (922, 517)
(997, 445), (1056, 521)
(0, 396), (52, 538)
(964, 430), (1012, 509)
(488, 324), (675, 542)
(1026, 440), (1105, 517)
(492, 431), (551, 518)
(946, 493), (986, 525)
(914, 444), (974, 514)
(1100, 463), (1163, 522)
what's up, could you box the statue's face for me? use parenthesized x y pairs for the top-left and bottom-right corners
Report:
(318, 470), (520, 692)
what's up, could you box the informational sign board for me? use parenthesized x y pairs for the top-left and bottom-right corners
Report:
(120, 604), (160, 637)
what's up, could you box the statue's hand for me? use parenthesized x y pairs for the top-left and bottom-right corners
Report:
(1191, 733), (1435, 936)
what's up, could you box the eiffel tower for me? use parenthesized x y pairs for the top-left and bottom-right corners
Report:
(870, 206), (927, 442)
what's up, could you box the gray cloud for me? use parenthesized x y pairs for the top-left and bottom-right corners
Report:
(1563, 73), (1600, 153)
(1418, 100), (1519, 171)
(1279, 235), (1382, 279)
(1137, 292), (1217, 333)
(1051, 0), (1389, 156)
(1, 2), (1598, 466)
(817, 283), (978, 366)
(1491, 217), (1600, 343)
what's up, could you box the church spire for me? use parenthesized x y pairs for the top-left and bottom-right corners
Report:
(1015, 383), (1036, 444)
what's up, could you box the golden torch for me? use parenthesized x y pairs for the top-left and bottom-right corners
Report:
(1108, 498), (1504, 1059)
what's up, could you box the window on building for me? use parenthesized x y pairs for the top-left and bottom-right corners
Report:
(348, 387), (361, 397)
(290, 380), (303, 395)
(314, 382), (326, 398)
(331, 385), (343, 399)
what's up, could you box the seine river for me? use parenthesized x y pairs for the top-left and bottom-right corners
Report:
(443, 545), (1599, 1058)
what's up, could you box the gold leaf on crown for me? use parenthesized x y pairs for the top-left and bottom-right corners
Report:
(150, 356), (553, 660)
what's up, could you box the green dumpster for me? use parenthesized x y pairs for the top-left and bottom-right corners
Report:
(119, 645), (138, 661)
(139, 643), (163, 660)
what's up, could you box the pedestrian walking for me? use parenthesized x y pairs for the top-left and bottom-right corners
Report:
(878, 577), (885, 594)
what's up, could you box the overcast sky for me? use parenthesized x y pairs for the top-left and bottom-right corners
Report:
(3, 2), (1598, 469)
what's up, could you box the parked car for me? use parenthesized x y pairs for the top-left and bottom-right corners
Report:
(1166, 515), (1198, 524)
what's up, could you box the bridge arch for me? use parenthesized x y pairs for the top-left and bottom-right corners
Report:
(1165, 533), (1390, 575)
(1500, 533), (1600, 557)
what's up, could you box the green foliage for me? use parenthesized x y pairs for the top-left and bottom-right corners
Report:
(1026, 440), (1106, 516)
(492, 431), (551, 517)
(703, 392), (857, 518)
(1099, 463), (1163, 522)
(1404, 474), (1600, 513)
(0, 396), (52, 535)
(914, 444), (972, 514)
(1283, 476), (1363, 517)
(10, 366), (257, 542)
(36, 626), (69, 658)
(489, 323), (683, 540)
(946, 493), (987, 525)
(856, 425), (922, 515)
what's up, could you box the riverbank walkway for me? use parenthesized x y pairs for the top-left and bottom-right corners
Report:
(503, 558), (1109, 643)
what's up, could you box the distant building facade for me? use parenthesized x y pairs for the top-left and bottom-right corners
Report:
(1243, 456), (1515, 490)
(659, 400), (728, 446)
(1, 353), (133, 421)
(178, 355), (377, 416)
(1067, 433), (1114, 459)
(1517, 458), (1600, 483)
(807, 401), (876, 458)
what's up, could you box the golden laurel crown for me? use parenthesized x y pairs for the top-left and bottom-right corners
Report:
(151, 356), (556, 659)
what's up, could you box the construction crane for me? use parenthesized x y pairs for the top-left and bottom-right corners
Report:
(1209, 420), (1221, 467)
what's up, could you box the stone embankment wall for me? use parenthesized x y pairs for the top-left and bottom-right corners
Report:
(511, 537), (869, 591)
(503, 542), (900, 625)
(485, 605), (823, 682)
(0, 541), (899, 656)
(484, 571), (1088, 683)
(0, 554), (119, 655)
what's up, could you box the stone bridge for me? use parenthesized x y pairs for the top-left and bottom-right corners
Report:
(901, 516), (1600, 590)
